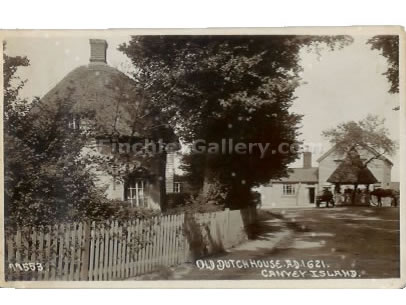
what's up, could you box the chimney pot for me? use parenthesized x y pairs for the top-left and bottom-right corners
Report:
(89, 39), (108, 64)
(303, 152), (312, 169)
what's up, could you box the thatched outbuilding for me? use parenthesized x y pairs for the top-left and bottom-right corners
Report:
(327, 148), (378, 186)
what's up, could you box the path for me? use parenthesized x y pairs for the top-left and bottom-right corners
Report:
(132, 207), (400, 280)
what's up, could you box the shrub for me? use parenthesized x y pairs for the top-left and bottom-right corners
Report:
(164, 193), (224, 215)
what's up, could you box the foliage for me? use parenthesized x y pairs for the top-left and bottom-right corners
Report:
(119, 35), (353, 208)
(165, 193), (224, 215)
(4, 44), (159, 228)
(367, 35), (399, 95)
(165, 192), (190, 209)
(87, 199), (161, 223)
(322, 114), (397, 166)
(322, 114), (396, 203)
(3, 42), (29, 112)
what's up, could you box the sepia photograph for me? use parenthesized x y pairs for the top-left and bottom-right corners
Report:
(0, 27), (404, 288)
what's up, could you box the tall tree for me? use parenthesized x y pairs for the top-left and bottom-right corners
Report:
(367, 35), (399, 109)
(119, 35), (353, 208)
(322, 114), (396, 162)
(322, 114), (397, 200)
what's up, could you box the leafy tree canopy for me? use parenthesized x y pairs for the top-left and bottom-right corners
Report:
(367, 35), (399, 96)
(322, 114), (397, 167)
(119, 35), (353, 208)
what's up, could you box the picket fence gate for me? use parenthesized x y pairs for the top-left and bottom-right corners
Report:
(5, 208), (255, 281)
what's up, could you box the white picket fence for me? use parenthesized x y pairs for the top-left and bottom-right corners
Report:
(5, 207), (256, 281)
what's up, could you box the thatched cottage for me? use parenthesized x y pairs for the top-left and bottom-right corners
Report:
(37, 39), (177, 210)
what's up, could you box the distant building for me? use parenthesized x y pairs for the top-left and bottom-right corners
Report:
(258, 146), (393, 208)
(317, 145), (392, 190)
(390, 182), (400, 191)
(257, 152), (318, 207)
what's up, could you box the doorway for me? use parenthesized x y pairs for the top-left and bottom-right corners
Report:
(308, 187), (315, 204)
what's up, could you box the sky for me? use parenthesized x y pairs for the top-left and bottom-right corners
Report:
(291, 36), (400, 181)
(4, 34), (400, 181)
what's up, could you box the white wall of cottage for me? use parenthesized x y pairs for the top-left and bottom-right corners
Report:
(258, 182), (318, 208)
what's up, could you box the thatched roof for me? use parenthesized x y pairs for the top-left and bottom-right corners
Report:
(30, 62), (177, 144)
(35, 63), (147, 136)
(327, 149), (378, 185)
(30, 39), (177, 143)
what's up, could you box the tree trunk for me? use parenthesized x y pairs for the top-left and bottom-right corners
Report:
(226, 182), (252, 210)
(200, 154), (252, 209)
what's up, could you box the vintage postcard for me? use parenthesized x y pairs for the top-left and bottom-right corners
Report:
(0, 27), (404, 288)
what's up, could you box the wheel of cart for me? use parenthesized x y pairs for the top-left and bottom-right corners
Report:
(316, 192), (335, 208)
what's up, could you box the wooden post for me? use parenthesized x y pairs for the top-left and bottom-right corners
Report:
(80, 222), (91, 281)
(224, 208), (230, 248)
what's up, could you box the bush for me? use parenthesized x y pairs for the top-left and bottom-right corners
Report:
(93, 199), (161, 223)
(165, 193), (191, 209)
(164, 193), (224, 215)
(5, 194), (161, 232)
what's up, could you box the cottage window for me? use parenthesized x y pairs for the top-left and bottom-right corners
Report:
(68, 114), (80, 130)
(283, 184), (295, 196)
(174, 182), (182, 193)
(125, 178), (147, 207)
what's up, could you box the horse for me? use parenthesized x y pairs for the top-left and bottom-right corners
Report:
(370, 188), (399, 207)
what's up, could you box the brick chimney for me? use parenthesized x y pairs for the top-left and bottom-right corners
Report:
(303, 151), (312, 169)
(89, 39), (108, 64)
(165, 152), (175, 193)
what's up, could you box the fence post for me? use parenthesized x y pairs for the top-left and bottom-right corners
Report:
(224, 208), (230, 248)
(80, 222), (91, 281)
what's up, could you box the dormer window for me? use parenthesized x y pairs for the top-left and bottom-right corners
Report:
(68, 114), (80, 130)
